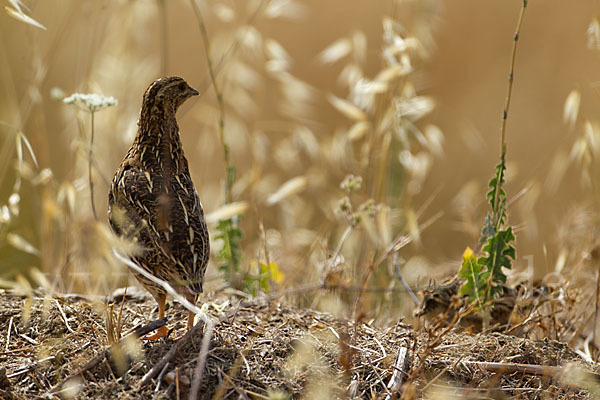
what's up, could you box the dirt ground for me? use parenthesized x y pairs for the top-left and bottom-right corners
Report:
(0, 288), (599, 399)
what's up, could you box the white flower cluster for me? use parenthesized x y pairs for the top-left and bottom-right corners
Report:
(63, 93), (118, 112)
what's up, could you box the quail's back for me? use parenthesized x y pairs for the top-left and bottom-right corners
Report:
(108, 77), (209, 335)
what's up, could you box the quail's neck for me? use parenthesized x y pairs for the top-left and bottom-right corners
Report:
(137, 104), (180, 144)
(134, 102), (187, 180)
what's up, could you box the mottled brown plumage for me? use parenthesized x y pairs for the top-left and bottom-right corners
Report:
(108, 76), (209, 339)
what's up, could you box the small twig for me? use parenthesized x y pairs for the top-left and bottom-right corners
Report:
(0, 345), (37, 356)
(81, 371), (92, 392)
(19, 333), (39, 346)
(213, 350), (245, 399)
(116, 286), (127, 340)
(153, 362), (171, 400)
(372, 336), (387, 363)
(139, 319), (206, 388)
(242, 389), (270, 400)
(393, 256), (419, 306)
(55, 299), (76, 334)
(328, 225), (353, 274)
(103, 357), (118, 381)
(218, 368), (250, 400)
(5, 316), (13, 351)
(374, 211), (443, 267)
(239, 347), (251, 376)
(7, 356), (55, 379)
(504, 314), (539, 336)
(385, 346), (411, 399)
(106, 304), (116, 344)
(88, 111), (98, 220)
(420, 362), (451, 393)
(189, 321), (214, 400)
(365, 354), (392, 398)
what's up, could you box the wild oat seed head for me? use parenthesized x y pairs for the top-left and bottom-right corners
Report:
(8, 191), (20, 211)
(587, 17), (600, 50)
(563, 90), (581, 128)
(0, 206), (10, 224)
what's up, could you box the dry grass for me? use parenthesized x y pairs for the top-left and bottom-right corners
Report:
(1, 289), (599, 399)
(0, 0), (442, 320)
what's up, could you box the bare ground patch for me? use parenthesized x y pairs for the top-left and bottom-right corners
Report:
(0, 289), (598, 399)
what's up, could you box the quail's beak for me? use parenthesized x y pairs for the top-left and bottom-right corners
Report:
(188, 87), (199, 97)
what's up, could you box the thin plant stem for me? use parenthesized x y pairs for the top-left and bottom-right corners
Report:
(595, 266), (600, 360)
(180, 0), (268, 109)
(322, 225), (353, 282)
(500, 0), (527, 156)
(352, 260), (374, 322)
(158, 0), (168, 75)
(492, 0), (527, 220)
(190, 0), (231, 204)
(88, 111), (98, 220)
(332, 226), (353, 263)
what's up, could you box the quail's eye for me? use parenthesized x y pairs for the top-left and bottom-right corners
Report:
(178, 83), (186, 91)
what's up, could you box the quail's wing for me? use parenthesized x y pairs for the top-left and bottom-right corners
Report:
(168, 171), (210, 293)
(109, 161), (162, 251)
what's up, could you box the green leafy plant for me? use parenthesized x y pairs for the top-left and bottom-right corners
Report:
(245, 260), (283, 296)
(458, 154), (516, 307)
(458, 1), (526, 317)
(216, 166), (244, 287)
(215, 216), (243, 285)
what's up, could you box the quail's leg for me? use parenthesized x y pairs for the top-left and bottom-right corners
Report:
(186, 293), (197, 332)
(172, 294), (198, 341)
(143, 293), (169, 340)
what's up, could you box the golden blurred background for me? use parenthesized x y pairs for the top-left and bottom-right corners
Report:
(1, 0), (599, 320)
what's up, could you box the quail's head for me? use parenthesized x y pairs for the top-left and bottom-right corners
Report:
(143, 76), (199, 113)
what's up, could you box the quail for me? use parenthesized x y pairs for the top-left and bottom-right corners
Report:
(108, 76), (210, 339)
